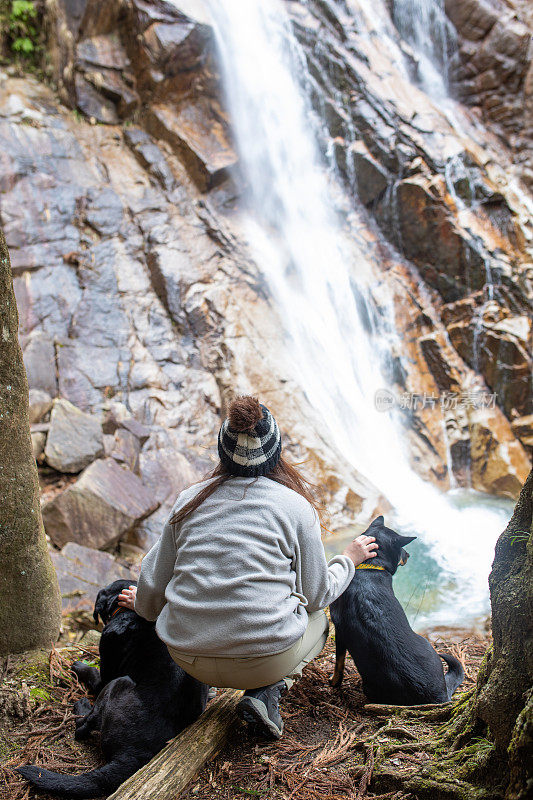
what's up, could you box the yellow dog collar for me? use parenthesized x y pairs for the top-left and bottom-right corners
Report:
(355, 563), (386, 571)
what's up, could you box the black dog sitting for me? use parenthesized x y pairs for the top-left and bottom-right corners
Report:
(330, 517), (465, 705)
(17, 579), (208, 798)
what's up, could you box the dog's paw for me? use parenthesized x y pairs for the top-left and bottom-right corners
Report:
(73, 698), (93, 716)
(74, 724), (90, 741)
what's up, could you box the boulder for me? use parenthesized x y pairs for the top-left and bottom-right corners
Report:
(31, 431), (46, 462)
(110, 428), (141, 472)
(44, 399), (104, 473)
(127, 500), (172, 552)
(50, 541), (139, 620)
(28, 389), (52, 425)
(102, 406), (150, 444)
(139, 447), (199, 505)
(42, 458), (159, 549)
(146, 101), (237, 190)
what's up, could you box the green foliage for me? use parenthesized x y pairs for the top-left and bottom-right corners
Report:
(509, 530), (530, 545)
(29, 685), (51, 702)
(1, 0), (39, 63)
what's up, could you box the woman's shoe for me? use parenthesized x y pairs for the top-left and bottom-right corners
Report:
(236, 680), (286, 739)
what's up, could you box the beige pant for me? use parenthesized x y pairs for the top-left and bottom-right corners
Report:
(167, 611), (329, 690)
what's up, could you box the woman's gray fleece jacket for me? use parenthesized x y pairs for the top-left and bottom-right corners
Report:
(134, 476), (355, 657)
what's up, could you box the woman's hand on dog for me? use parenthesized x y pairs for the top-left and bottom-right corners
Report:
(343, 535), (378, 566)
(118, 585), (137, 610)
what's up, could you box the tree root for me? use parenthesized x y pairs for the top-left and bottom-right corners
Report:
(351, 689), (507, 800)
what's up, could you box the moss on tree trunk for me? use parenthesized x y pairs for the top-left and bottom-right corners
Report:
(427, 470), (533, 798)
(0, 227), (61, 654)
(476, 468), (533, 798)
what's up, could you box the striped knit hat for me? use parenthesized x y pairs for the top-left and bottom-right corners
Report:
(218, 397), (282, 477)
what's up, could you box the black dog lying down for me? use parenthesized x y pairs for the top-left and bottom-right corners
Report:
(330, 517), (465, 705)
(18, 580), (208, 798)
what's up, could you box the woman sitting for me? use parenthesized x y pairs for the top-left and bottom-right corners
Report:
(119, 396), (377, 738)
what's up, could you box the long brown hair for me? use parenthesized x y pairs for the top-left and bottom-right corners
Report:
(169, 396), (325, 527)
(169, 456), (324, 527)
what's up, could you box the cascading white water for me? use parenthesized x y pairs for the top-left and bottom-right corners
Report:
(176, 0), (512, 627)
(391, 0), (457, 98)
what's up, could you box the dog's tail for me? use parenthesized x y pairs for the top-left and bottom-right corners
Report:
(16, 755), (138, 799)
(439, 652), (465, 700)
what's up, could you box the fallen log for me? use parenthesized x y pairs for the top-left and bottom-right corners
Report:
(107, 689), (242, 800)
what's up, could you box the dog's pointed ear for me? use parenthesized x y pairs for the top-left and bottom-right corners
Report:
(93, 590), (107, 625)
(399, 535), (416, 546)
(371, 515), (385, 527)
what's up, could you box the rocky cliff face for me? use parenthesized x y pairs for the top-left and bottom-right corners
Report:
(1, 0), (531, 548)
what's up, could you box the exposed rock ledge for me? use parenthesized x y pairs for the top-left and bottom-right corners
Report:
(0, 0), (531, 545)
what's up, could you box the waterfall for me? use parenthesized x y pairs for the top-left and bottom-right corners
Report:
(174, 0), (511, 628)
(391, 0), (457, 98)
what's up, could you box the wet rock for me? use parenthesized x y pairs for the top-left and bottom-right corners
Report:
(469, 410), (530, 498)
(140, 16), (210, 74)
(42, 458), (159, 549)
(2, 0), (528, 528)
(392, 176), (487, 302)
(446, 0), (532, 186)
(145, 243), (191, 327)
(444, 0), (498, 42)
(146, 101), (237, 190)
(350, 143), (390, 206)
(50, 541), (139, 618)
(448, 319), (532, 417)
(28, 389), (53, 425)
(511, 415), (533, 450)
(44, 399), (104, 473)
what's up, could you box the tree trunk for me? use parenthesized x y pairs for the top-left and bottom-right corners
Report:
(0, 227), (61, 654)
(475, 469), (532, 798)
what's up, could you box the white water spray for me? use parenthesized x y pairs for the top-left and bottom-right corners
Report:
(178, 0), (511, 626)
(391, 0), (457, 98)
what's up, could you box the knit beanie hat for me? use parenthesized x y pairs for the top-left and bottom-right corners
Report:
(218, 396), (282, 477)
